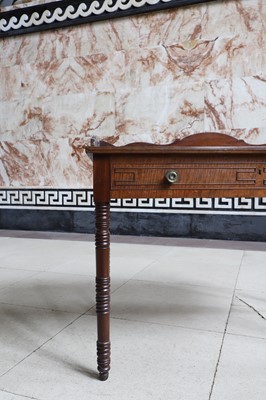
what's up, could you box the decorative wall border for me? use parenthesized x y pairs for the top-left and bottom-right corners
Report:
(0, 0), (216, 38)
(1, 188), (266, 215)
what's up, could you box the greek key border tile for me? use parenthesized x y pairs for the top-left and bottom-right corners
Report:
(0, 188), (266, 215)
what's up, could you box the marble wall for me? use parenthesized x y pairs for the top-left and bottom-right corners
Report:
(0, 0), (265, 191)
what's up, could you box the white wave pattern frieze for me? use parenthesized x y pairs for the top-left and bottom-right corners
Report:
(0, 0), (172, 32)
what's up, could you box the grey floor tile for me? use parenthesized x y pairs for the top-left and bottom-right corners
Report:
(0, 272), (95, 313)
(0, 237), (9, 242)
(110, 241), (173, 259)
(0, 315), (222, 400)
(237, 251), (266, 293)
(0, 303), (78, 376)
(0, 238), (34, 259)
(0, 239), (95, 272)
(51, 253), (154, 281)
(211, 334), (266, 400)
(134, 247), (243, 289)
(88, 279), (234, 333)
(0, 391), (32, 400)
(0, 269), (38, 291)
(227, 291), (266, 339)
(0, 232), (264, 400)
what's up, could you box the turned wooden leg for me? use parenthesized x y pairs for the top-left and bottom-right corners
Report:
(95, 202), (111, 381)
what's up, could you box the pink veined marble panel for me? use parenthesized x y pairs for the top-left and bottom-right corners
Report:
(169, 36), (262, 81)
(0, 99), (43, 141)
(0, 34), (40, 68)
(18, 52), (125, 100)
(125, 46), (173, 89)
(0, 17), (138, 68)
(0, 139), (92, 187)
(137, 6), (202, 48)
(204, 75), (266, 133)
(124, 34), (262, 90)
(78, 18), (140, 55)
(230, 128), (266, 145)
(0, 92), (116, 141)
(0, 64), (21, 102)
(201, 0), (264, 39)
(42, 92), (116, 139)
(0, 0), (265, 189)
(115, 82), (204, 144)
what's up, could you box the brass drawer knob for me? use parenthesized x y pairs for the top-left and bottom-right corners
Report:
(165, 170), (179, 183)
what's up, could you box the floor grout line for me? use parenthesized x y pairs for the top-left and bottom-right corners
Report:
(0, 388), (42, 400)
(0, 300), (90, 314)
(227, 332), (266, 341)
(108, 315), (225, 335)
(0, 272), (43, 293)
(236, 296), (266, 320)
(0, 304), (96, 380)
(235, 288), (266, 295)
(129, 277), (238, 291)
(208, 251), (245, 400)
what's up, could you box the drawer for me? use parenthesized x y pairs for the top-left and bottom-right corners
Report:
(111, 162), (266, 190)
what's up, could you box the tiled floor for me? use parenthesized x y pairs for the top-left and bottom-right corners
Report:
(0, 230), (265, 400)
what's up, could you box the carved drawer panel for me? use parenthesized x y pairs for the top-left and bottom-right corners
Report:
(111, 162), (266, 191)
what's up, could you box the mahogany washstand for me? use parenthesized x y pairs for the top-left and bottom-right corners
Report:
(85, 132), (266, 381)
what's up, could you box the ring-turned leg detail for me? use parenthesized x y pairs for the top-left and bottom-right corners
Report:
(96, 276), (110, 315)
(95, 202), (111, 380)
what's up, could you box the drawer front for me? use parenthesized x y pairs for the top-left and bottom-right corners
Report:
(111, 162), (266, 191)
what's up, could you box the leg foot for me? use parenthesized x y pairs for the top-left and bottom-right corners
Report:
(99, 372), (109, 381)
(97, 340), (111, 378)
